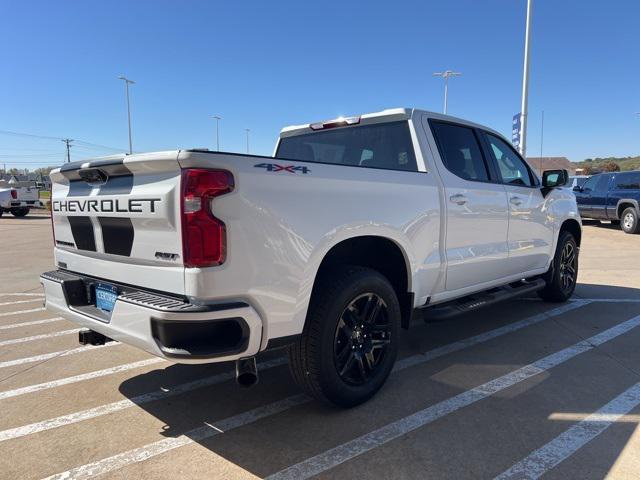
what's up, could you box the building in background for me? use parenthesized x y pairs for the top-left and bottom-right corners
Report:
(526, 157), (577, 175)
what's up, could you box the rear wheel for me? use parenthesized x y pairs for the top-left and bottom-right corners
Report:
(621, 207), (640, 234)
(10, 207), (29, 217)
(538, 231), (578, 302)
(288, 266), (400, 407)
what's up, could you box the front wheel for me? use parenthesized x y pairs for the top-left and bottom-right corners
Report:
(10, 207), (29, 217)
(621, 207), (640, 234)
(288, 266), (400, 407)
(538, 231), (578, 302)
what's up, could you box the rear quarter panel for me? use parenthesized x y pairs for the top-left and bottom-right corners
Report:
(178, 151), (442, 343)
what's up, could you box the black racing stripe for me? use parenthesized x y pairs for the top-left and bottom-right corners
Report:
(97, 174), (134, 195)
(88, 158), (125, 168)
(60, 159), (90, 173)
(59, 157), (126, 181)
(68, 216), (97, 251)
(98, 217), (134, 256)
(68, 180), (94, 197)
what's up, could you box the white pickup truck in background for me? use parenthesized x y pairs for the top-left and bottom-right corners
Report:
(41, 108), (581, 407)
(0, 185), (40, 217)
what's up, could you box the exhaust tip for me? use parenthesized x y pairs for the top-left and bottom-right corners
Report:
(235, 357), (258, 387)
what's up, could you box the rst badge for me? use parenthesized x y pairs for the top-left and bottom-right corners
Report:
(254, 163), (311, 174)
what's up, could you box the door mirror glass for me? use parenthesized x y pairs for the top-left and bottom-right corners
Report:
(542, 169), (568, 188)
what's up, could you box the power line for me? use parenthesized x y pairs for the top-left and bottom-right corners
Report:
(0, 130), (60, 141)
(0, 129), (127, 152)
(0, 161), (64, 165)
(0, 153), (62, 158)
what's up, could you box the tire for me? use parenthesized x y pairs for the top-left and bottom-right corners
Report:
(0, 208), (3, 218)
(10, 207), (29, 217)
(621, 207), (640, 234)
(288, 266), (401, 407)
(538, 230), (579, 302)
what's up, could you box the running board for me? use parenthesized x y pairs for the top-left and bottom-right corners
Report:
(422, 279), (546, 322)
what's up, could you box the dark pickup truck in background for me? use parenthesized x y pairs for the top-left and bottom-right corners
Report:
(574, 170), (640, 234)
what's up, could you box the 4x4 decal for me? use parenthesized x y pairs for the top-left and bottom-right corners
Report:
(254, 163), (311, 174)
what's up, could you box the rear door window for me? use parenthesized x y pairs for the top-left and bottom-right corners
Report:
(429, 122), (490, 182)
(276, 121), (417, 172)
(615, 172), (640, 190)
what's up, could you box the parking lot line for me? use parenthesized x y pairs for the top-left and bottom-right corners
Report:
(494, 382), (640, 480)
(0, 293), (44, 297)
(41, 394), (310, 480)
(0, 317), (64, 330)
(0, 302), (587, 443)
(577, 298), (640, 303)
(0, 356), (288, 442)
(0, 343), (118, 370)
(266, 313), (640, 480)
(0, 307), (46, 318)
(0, 298), (42, 307)
(39, 302), (623, 480)
(0, 328), (81, 347)
(0, 358), (164, 400)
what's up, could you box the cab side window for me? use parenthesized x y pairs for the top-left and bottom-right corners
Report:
(430, 122), (490, 182)
(484, 133), (535, 187)
(581, 176), (598, 193)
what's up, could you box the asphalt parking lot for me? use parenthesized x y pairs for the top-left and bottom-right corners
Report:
(1, 213), (640, 480)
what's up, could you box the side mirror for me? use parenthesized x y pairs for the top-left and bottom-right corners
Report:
(542, 169), (568, 188)
(572, 185), (582, 192)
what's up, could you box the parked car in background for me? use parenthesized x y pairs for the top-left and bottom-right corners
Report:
(574, 170), (640, 234)
(0, 185), (40, 217)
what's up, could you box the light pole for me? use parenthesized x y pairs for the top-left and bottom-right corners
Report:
(433, 70), (462, 114)
(245, 129), (250, 153)
(118, 76), (135, 154)
(519, 0), (533, 158)
(212, 115), (222, 151)
(539, 110), (544, 175)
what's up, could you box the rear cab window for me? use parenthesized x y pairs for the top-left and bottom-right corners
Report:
(276, 121), (418, 172)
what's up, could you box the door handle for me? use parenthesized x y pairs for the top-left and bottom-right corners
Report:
(510, 196), (523, 206)
(449, 194), (468, 205)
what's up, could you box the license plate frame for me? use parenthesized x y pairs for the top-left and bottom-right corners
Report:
(95, 282), (118, 313)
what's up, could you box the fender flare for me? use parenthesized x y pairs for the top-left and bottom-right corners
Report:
(615, 199), (639, 219)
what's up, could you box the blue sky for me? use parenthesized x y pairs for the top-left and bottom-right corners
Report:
(1, 0), (639, 170)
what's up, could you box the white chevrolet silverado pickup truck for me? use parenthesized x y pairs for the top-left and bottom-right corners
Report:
(41, 108), (581, 407)
(0, 185), (40, 217)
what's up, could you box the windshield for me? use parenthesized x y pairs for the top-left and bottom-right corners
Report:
(276, 121), (417, 172)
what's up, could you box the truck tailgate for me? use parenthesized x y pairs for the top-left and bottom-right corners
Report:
(50, 152), (185, 294)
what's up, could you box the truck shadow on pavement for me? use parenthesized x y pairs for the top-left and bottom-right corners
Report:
(118, 284), (640, 479)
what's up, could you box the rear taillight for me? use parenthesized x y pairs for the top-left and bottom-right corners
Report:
(181, 169), (234, 268)
(10, 189), (17, 199)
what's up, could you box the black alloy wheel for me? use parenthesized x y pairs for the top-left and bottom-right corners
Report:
(558, 241), (577, 293)
(333, 293), (392, 386)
